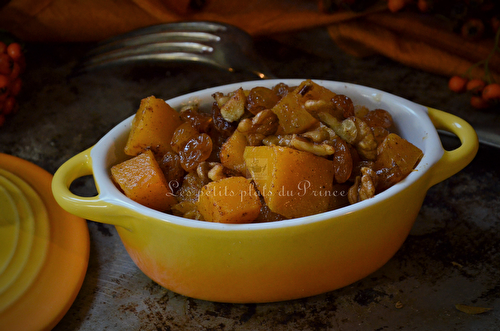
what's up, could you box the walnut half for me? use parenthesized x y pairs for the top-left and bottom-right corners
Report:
(348, 167), (378, 204)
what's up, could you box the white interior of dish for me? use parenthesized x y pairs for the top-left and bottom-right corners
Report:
(91, 79), (444, 230)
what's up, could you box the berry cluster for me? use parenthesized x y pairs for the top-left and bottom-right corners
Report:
(384, 0), (500, 109)
(387, 1), (499, 42)
(448, 77), (500, 109)
(0, 40), (25, 126)
(448, 23), (500, 109)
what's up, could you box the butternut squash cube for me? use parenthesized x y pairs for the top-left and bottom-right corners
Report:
(301, 79), (337, 101)
(197, 176), (262, 223)
(220, 129), (248, 175)
(111, 150), (177, 211)
(271, 81), (319, 134)
(244, 146), (334, 219)
(376, 133), (423, 176)
(295, 79), (342, 119)
(124, 96), (184, 156)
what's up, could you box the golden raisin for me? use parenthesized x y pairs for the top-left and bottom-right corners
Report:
(332, 94), (355, 118)
(246, 86), (281, 115)
(171, 122), (199, 153)
(272, 83), (295, 98)
(376, 165), (405, 192)
(180, 107), (212, 133)
(179, 133), (213, 171)
(363, 109), (393, 129)
(212, 102), (237, 138)
(158, 152), (185, 192)
(332, 137), (353, 184)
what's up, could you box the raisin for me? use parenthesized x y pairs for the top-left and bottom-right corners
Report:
(332, 94), (355, 118)
(158, 152), (185, 192)
(272, 83), (294, 98)
(180, 107), (212, 133)
(171, 122), (199, 153)
(179, 133), (213, 172)
(363, 109), (393, 129)
(376, 165), (405, 192)
(246, 86), (281, 115)
(332, 137), (353, 184)
(212, 102), (236, 138)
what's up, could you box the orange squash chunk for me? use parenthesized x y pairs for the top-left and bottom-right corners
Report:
(111, 150), (177, 211)
(271, 81), (319, 134)
(244, 146), (334, 219)
(296, 79), (343, 119)
(376, 133), (423, 176)
(124, 96), (184, 156)
(197, 176), (261, 223)
(219, 129), (248, 175)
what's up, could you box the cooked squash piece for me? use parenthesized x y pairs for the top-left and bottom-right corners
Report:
(376, 133), (423, 176)
(111, 150), (177, 211)
(197, 176), (261, 223)
(271, 81), (318, 134)
(124, 96), (184, 156)
(296, 79), (343, 119)
(299, 80), (336, 100)
(220, 129), (248, 175)
(243, 146), (274, 192)
(244, 146), (334, 219)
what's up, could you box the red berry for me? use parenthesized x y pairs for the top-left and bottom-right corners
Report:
(388, 0), (406, 13)
(0, 74), (10, 95)
(417, 0), (432, 12)
(470, 95), (490, 109)
(6, 43), (23, 62)
(0, 53), (13, 75)
(11, 78), (22, 96)
(491, 16), (500, 33)
(16, 55), (26, 74)
(0, 42), (6, 54)
(9, 62), (20, 80)
(448, 76), (468, 93)
(481, 83), (500, 103)
(2, 97), (15, 116)
(466, 79), (486, 95)
(461, 18), (485, 41)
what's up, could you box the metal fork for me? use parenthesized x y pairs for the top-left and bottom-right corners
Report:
(75, 21), (276, 79)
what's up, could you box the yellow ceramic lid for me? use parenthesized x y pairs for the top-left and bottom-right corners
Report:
(0, 153), (89, 331)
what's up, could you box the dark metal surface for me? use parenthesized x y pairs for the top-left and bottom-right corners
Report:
(0, 28), (499, 330)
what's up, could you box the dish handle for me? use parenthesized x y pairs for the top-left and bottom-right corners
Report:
(426, 107), (479, 188)
(51, 148), (135, 230)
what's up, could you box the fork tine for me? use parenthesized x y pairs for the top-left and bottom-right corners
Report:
(95, 21), (227, 43)
(87, 21), (226, 56)
(82, 42), (219, 70)
(74, 21), (276, 79)
(83, 52), (225, 72)
(86, 31), (220, 57)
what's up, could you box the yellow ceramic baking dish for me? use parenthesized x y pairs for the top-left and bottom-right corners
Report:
(52, 79), (478, 303)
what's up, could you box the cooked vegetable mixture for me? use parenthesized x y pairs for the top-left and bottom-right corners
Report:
(110, 80), (423, 223)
